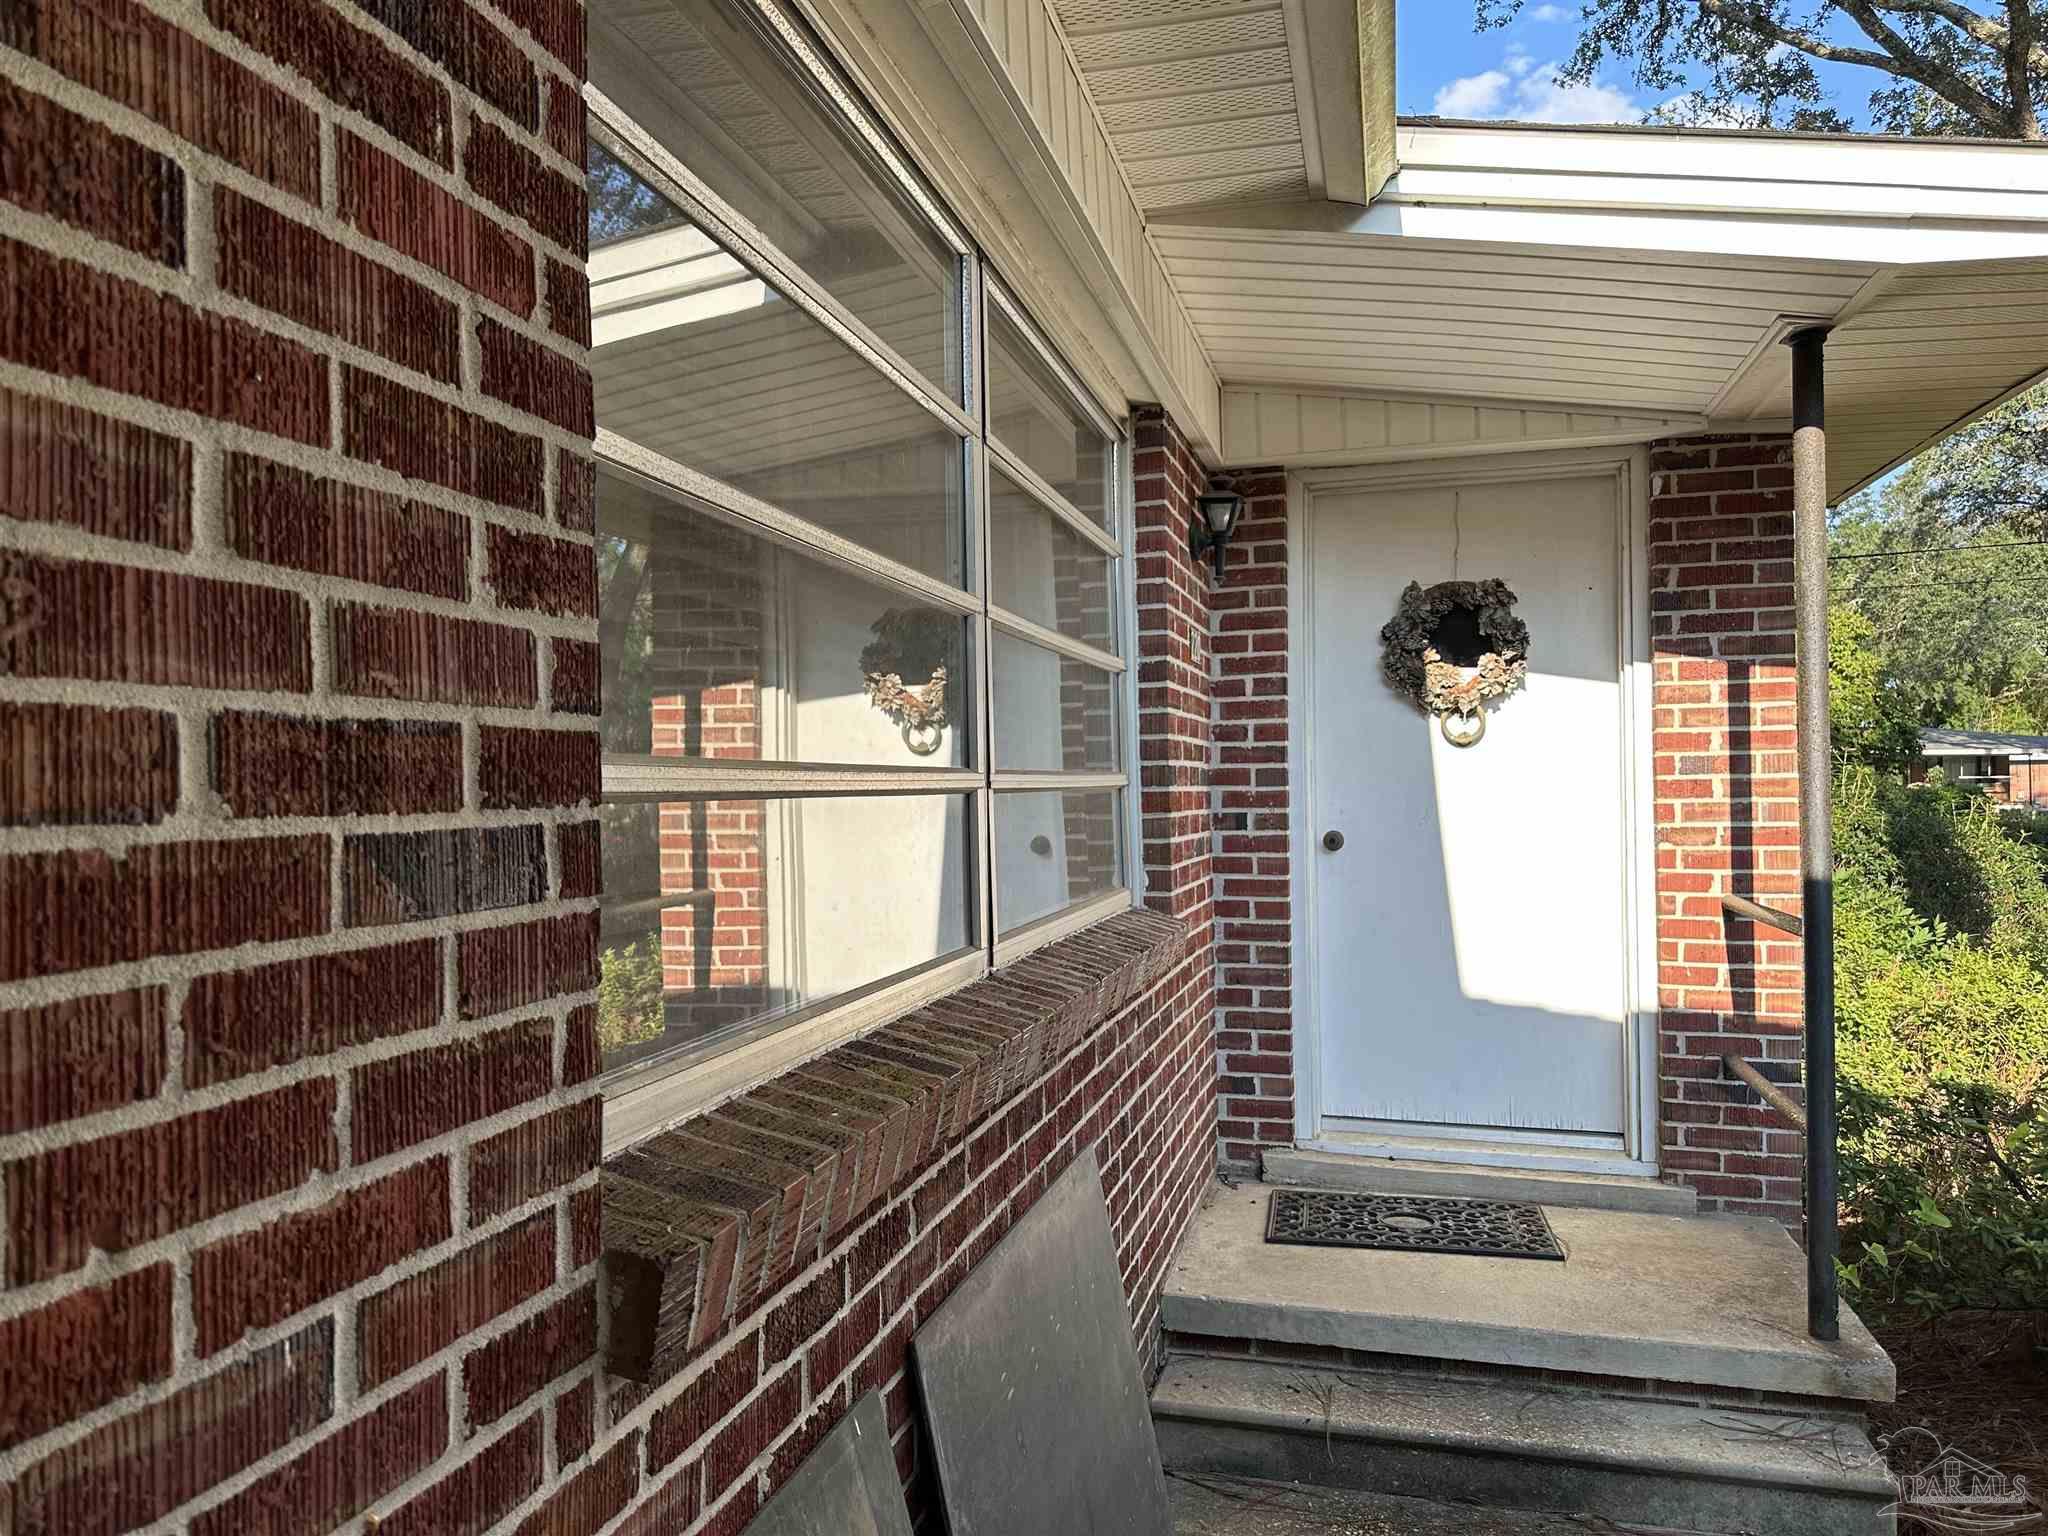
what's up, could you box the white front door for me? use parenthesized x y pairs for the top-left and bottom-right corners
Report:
(1305, 464), (1642, 1144)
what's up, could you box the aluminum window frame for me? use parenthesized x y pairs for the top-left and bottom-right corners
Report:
(589, 0), (1135, 1140)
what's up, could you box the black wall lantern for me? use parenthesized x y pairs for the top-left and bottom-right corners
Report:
(1191, 483), (1245, 581)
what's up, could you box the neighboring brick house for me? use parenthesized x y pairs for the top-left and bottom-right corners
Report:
(1914, 726), (2048, 806)
(6, 1), (2048, 1534)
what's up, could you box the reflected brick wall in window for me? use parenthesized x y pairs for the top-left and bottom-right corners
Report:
(647, 533), (768, 1039)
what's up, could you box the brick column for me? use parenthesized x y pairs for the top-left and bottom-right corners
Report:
(0, 0), (600, 1528)
(1648, 434), (1808, 1226)
(1207, 470), (1292, 1172)
(1132, 406), (1215, 924)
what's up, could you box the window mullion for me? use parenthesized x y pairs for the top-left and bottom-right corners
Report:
(594, 430), (979, 620)
(988, 606), (1125, 675)
(587, 90), (975, 442)
(985, 439), (1122, 559)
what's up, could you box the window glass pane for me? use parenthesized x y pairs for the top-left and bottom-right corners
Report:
(989, 468), (1114, 653)
(588, 139), (967, 587)
(987, 303), (1111, 528)
(600, 793), (974, 1072)
(991, 635), (1117, 773)
(598, 465), (971, 768)
(590, 0), (964, 401)
(994, 790), (1121, 934)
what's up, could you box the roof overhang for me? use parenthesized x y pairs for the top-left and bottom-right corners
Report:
(790, 0), (1398, 460)
(1052, 0), (1393, 210)
(1151, 121), (2048, 495)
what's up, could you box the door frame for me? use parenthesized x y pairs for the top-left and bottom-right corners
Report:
(1286, 445), (1662, 1176)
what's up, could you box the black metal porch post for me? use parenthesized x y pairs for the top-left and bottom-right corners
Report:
(1790, 325), (1839, 1342)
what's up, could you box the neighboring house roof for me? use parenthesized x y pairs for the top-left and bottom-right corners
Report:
(1921, 727), (2048, 759)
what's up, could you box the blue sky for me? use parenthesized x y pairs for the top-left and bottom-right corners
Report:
(1396, 2), (1882, 127)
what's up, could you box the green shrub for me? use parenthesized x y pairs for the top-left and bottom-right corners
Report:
(1834, 767), (2048, 1317)
(598, 935), (669, 1054)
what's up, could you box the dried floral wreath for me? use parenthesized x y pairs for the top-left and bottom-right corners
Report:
(861, 607), (958, 756)
(1378, 578), (1529, 747)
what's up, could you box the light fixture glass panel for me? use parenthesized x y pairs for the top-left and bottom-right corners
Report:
(994, 789), (1121, 935)
(599, 792), (975, 1073)
(598, 464), (971, 767)
(589, 0), (965, 402)
(986, 304), (1111, 529)
(988, 468), (1115, 653)
(990, 634), (1117, 773)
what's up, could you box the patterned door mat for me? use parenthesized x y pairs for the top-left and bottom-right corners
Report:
(1264, 1189), (1566, 1261)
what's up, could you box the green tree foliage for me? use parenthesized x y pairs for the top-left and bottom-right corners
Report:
(1829, 399), (2048, 737)
(1828, 604), (1923, 772)
(1477, 0), (2048, 138)
(1834, 768), (2048, 1316)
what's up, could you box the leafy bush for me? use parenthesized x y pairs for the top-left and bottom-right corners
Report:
(1834, 767), (2048, 1317)
(598, 936), (669, 1054)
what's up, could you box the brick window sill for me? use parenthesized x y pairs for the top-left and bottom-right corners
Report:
(599, 906), (1191, 1385)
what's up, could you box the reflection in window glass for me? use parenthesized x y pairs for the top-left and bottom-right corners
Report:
(600, 794), (975, 1070)
(587, 142), (967, 586)
(991, 635), (1116, 773)
(987, 304), (1111, 528)
(598, 466), (970, 767)
(994, 790), (1121, 935)
(589, 0), (964, 400)
(988, 469), (1113, 652)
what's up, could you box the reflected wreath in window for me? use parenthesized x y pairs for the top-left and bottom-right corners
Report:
(861, 608), (958, 756)
(1380, 579), (1530, 747)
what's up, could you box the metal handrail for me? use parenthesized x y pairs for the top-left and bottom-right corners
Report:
(1720, 892), (1804, 937)
(1721, 1054), (1807, 1133)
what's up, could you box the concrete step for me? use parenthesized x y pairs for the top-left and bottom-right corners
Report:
(1168, 1469), (1602, 1535)
(1262, 1146), (1698, 1216)
(1153, 1355), (1898, 1536)
(1165, 1182), (1896, 1404)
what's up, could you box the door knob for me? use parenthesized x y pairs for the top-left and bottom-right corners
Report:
(1323, 830), (1345, 852)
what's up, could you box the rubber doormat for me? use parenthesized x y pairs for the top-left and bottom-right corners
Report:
(1264, 1189), (1565, 1260)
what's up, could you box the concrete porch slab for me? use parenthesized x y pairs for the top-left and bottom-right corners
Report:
(1162, 1182), (1894, 1404)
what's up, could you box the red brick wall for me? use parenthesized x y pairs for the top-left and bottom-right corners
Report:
(1208, 470), (1292, 1172)
(1133, 405), (1215, 929)
(1648, 434), (1808, 1225)
(594, 913), (1213, 1535)
(0, 5), (600, 1536)
(0, 9), (1225, 1529)
(1133, 416), (1289, 1173)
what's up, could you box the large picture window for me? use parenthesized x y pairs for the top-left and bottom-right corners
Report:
(588, 0), (1132, 1117)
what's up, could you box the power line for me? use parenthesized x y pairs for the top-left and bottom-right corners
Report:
(1830, 537), (2048, 562)
(1834, 574), (2048, 595)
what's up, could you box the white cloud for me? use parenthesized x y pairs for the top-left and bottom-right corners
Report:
(1433, 69), (1513, 117)
(1431, 52), (1644, 124)
(1526, 4), (1573, 20)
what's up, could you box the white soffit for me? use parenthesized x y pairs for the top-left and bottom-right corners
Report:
(1715, 263), (2048, 502)
(1052, 0), (1364, 212)
(1153, 122), (2048, 496)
